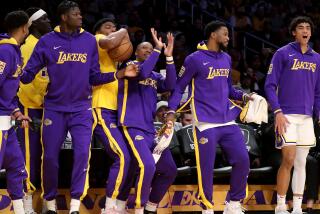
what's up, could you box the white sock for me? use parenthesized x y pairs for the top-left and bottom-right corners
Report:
(69, 199), (80, 213)
(12, 199), (24, 214)
(42, 199), (48, 213)
(145, 201), (157, 212)
(293, 196), (303, 211)
(105, 197), (117, 209)
(202, 209), (214, 214)
(116, 199), (126, 211)
(135, 207), (144, 214)
(277, 194), (286, 206)
(46, 199), (56, 211)
(23, 194), (33, 211)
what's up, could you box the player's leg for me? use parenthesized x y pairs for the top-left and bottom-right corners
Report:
(41, 109), (68, 213)
(193, 127), (219, 213)
(146, 148), (177, 213)
(304, 155), (319, 213)
(218, 125), (249, 214)
(93, 108), (131, 213)
(68, 109), (95, 213)
(17, 103), (43, 213)
(291, 147), (309, 214)
(275, 115), (298, 213)
(116, 146), (138, 210)
(122, 127), (156, 214)
(3, 128), (28, 214)
(0, 130), (8, 169)
(291, 116), (315, 213)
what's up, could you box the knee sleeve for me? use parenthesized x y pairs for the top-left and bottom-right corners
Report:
(292, 147), (309, 194)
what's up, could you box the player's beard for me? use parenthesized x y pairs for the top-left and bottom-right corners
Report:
(219, 42), (228, 51)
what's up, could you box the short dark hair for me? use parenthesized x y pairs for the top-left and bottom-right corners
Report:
(57, 0), (79, 18)
(289, 16), (314, 35)
(93, 18), (115, 33)
(204, 20), (227, 40)
(180, 112), (192, 119)
(4, 10), (29, 33)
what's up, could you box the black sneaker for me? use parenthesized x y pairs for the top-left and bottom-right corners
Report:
(305, 208), (319, 214)
(70, 212), (79, 214)
(46, 211), (57, 214)
(144, 210), (156, 214)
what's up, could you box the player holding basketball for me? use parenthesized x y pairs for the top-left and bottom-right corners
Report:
(265, 16), (320, 214)
(92, 18), (132, 213)
(20, 1), (138, 213)
(166, 20), (251, 214)
(117, 28), (177, 214)
(16, 7), (51, 213)
(0, 10), (29, 214)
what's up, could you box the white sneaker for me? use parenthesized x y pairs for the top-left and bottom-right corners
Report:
(291, 208), (303, 214)
(101, 208), (120, 214)
(202, 209), (214, 214)
(223, 201), (245, 214)
(23, 194), (37, 214)
(25, 210), (37, 214)
(116, 209), (129, 214)
(274, 206), (290, 214)
(275, 211), (291, 214)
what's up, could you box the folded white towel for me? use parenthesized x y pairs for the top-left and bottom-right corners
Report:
(152, 121), (174, 163)
(240, 94), (268, 124)
(0, 116), (12, 130)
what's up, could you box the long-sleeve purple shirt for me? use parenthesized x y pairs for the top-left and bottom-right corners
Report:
(264, 42), (320, 117)
(118, 50), (176, 134)
(21, 26), (116, 112)
(0, 34), (23, 116)
(168, 42), (244, 123)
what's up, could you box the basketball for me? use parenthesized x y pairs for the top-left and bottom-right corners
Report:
(108, 37), (133, 62)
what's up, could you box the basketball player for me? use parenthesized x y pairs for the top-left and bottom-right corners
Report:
(0, 10), (29, 214)
(15, 7), (51, 213)
(92, 18), (132, 213)
(20, 1), (138, 214)
(265, 16), (320, 214)
(166, 21), (251, 214)
(117, 28), (177, 214)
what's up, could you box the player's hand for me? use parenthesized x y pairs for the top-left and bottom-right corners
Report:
(164, 32), (174, 57)
(165, 111), (175, 124)
(124, 64), (139, 78)
(12, 111), (31, 128)
(275, 112), (290, 136)
(150, 28), (164, 50)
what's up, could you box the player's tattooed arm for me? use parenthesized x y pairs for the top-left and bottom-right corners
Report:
(99, 28), (129, 50)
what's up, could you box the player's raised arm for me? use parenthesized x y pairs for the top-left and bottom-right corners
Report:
(158, 32), (176, 92)
(136, 28), (164, 80)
